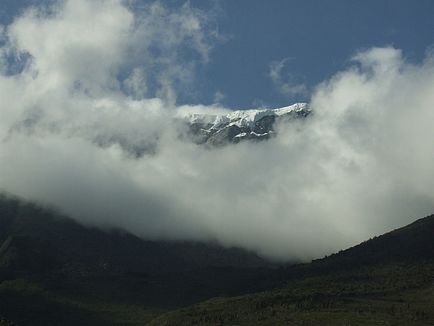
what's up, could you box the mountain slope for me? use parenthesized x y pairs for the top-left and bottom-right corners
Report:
(280, 213), (434, 279)
(149, 214), (434, 326)
(0, 194), (271, 275)
(2, 194), (434, 325)
(0, 195), (278, 325)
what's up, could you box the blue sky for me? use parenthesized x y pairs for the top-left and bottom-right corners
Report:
(194, 0), (434, 108)
(1, 0), (434, 108)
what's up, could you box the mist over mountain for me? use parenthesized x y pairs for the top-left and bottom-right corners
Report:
(0, 195), (279, 324)
(0, 0), (433, 262)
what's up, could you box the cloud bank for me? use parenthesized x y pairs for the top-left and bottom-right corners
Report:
(1, 0), (434, 261)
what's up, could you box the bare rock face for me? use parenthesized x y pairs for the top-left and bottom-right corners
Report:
(183, 103), (310, 146)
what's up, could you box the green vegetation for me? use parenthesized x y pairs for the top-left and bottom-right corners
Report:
(149, 263), (434, 325)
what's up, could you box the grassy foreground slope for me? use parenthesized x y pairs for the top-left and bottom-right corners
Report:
(149, 215), (434, 325)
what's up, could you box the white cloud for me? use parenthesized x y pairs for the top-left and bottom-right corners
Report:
(7, 0), (132, 95)
(123, 67), (148, 100)
(352, 46), (403, 75)
(0, 1), (434, 262)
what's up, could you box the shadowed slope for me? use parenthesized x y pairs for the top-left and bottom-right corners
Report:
(0, 195), (277, 325)
(150, 214), (434, 326)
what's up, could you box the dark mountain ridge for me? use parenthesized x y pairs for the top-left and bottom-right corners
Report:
(0, 194), (277, 325)
(281, 213), (434, 279)
(151, 214), (434, 325)
(0, 194), (272, 276)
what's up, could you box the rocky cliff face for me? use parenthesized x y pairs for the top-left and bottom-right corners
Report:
(183, 103), (310, 146)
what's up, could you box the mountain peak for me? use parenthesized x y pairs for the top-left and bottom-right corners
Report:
(184, 103), (310, 146)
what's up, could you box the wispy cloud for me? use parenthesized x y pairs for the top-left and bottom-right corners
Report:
(269, 57), (307, 98)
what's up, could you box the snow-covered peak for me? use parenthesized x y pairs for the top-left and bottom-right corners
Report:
(184, 102), (309, 128)
(181, 103), (310, 146)
(273, 102), (308, 116)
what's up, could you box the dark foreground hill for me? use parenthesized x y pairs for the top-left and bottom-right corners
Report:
(150, 214), (434, 326)
(0, 195), (277, 325)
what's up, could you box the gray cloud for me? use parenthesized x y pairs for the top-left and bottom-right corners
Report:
(0, 1), (434, 262)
